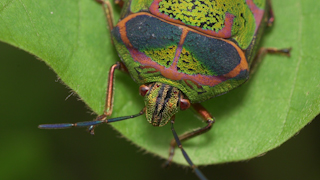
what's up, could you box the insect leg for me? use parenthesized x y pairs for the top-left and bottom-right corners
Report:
(38, 62), (134, 132)
(250, 47), (292, 75)
(88, 61), (127, 134)
(96, 0), (115, 35)
(170, 117), (209, 180)
(114, 0), (124, 7)
(163, 103), (214, 168)
(267, 0), (275, 26)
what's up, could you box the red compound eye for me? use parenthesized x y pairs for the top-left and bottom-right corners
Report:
(139, 85), (149, 97)
(180, 98), (190, 110)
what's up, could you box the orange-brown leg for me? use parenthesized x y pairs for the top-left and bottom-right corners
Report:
(163, 103), (215, 167)
(38, 61), (142, 130)
(96, 0), (115, 37)
(267, 0), (275, 26)
(249, 1), (291, 74)
(114, 0), (124, 7)
(250, 47), (291, 75)
(88, 61), (127, 134)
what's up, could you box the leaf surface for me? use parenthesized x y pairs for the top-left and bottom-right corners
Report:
(0, 0), (319, 165)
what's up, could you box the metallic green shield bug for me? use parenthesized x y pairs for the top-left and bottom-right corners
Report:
(39, 0), (291, 179)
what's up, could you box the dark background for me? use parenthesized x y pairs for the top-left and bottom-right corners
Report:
(1, 41), (319, 180)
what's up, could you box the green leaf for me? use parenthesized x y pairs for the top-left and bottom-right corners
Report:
(0, 0), (319, 166)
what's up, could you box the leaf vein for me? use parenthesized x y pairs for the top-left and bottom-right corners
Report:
(0, 0), (14, 12)
(275, 0), (303, 144)
(19, 0), (39, 37)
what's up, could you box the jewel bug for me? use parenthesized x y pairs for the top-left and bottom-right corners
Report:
(39, 0), (291, 179)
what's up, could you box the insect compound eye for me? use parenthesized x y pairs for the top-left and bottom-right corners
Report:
(180, 98), (190, 110)
(139, 84), (149, 97)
